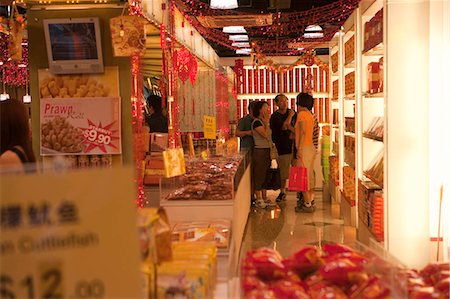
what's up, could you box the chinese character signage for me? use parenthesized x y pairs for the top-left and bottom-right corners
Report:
(0, 168), (142, 298)
(203, 115), (216, 139)
(38, 67), (122, 156)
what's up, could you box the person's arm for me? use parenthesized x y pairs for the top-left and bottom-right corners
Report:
(236, 118), (252, 138)
(254, 119), (269, 139)
(295, 116), (305, 160)
(283, 109), (296, 132)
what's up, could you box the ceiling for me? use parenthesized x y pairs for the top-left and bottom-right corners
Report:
(175, 0), (360, 57)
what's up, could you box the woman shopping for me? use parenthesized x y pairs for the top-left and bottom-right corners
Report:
(294, 93), (317, 212)
(251, 101), (276, 208)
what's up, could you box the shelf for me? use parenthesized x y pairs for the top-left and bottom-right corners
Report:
(332, 124), (339, 128)
(363, 42), (384, 56)
(344, 61), (355, 68)
(363, 92), (384, 98)
(341, 191), (356, 207)
(345, 94), (355, 100)
(331, 71), (339, 77)
(363, 172), (383, 188)
(345, 132), (355, 136)
(363, 133), (383, 142)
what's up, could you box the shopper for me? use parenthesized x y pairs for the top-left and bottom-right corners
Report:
(270, 94), (295, 202)
(236, 101), (255, 152)
(251, 101), (276, 208)
(294, 92), (317, 212)
(0, 98), (36, 173)
(145, 94), (168, 133)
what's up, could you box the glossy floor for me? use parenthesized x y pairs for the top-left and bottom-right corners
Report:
(241, 189), (356, 259)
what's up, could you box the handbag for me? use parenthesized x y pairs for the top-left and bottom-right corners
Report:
(288, 166), (308, 192)
(263, 168), (281, 190)
(268, 141), (279, 160)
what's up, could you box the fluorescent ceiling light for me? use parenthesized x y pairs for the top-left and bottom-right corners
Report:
(232, 42), (250, 47)
(236, 48), (251, 55)
(210, 0), (238, 9)
(303, 32), (324, 39)
(229, 35), (248, 41)
(305, 25), (323, 32)
(0, 93), (10, 101)
(223, 26), (247, 33)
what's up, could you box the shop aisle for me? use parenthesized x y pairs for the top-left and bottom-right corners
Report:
(240, 189), (356, 259)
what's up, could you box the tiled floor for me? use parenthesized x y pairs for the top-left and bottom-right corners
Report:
(241, 189), (356, 259)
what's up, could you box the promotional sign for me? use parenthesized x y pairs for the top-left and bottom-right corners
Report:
(203, 115), (216, 139)
(38, 67), (121, 156)
(162, 148), (186, 178)
(0, 168), (143, 299)
(40, 97), (121, 155)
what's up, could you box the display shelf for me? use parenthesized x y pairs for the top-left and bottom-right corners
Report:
(363, 91), (384, 98)
(344, 61), (355, 68)
(357, 217), (384, 248)
(331, 71), (339, 77)
(345, 131), (356, 136)
(345, 94), (355, 99)
(362, 42), (384, 56)
(340, 191), (356, 226)
(363, 133), (383, 142)
(363, 171), (383, 188)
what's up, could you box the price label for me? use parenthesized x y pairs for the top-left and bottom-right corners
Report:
(204, 115), (216, 140)
(0, 168), (143, 298)
(84, 128), (112, 145)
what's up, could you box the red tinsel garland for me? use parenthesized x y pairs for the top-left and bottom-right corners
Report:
(0, 34), (28, 87)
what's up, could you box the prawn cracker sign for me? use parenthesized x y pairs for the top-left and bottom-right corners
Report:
(40, 97), (122, 155)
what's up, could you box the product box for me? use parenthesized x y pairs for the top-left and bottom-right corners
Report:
(367, 62), (381, 93)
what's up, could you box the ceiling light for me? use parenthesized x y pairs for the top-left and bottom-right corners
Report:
(305, 25), (323, 32)
(23, 95), (31, 103)
(210, 0), (238, 9)
(236, 48), (251, 55)
(229, 35), (249, 41)
(303, 32), (324, 39)
(0, 93), (10, 101)
(232, 42), (250, 47)
(223, 26), (247, 33)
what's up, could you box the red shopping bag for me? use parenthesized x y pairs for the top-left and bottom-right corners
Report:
(288, 166), (308, 192)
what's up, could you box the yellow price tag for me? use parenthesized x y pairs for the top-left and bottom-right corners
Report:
(203, 115), (216, 140)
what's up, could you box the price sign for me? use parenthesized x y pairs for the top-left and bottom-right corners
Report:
(203, 115), (216, 139)
(0, 168), (143, 298)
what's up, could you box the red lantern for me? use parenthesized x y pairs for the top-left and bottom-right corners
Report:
(189, 55), (197, 85)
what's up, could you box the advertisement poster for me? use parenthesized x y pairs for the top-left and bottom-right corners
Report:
(39, 67), (121, 156)
(0, 167), (143, 298)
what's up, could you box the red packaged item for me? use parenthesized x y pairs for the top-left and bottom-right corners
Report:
(283, 246), (322, 278)
(434, 277), (449, 294)
(324, 251), (368, 267)
(349, 276), (390, 299)
(310, 284), (349, 299)
(241, 276), (267, 294)
(420, 262), (450, 284)
(367, 62), (381, 94)
(322, 243), (354, 256)
(319, 258), (365, 286)
(243, 248), (286, 281)
(245, 288), (276, 299)
(270, 280), (310, 299)
(409, 286), (439, 299)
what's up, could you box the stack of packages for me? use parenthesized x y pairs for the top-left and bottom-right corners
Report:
(171, 219), (231, 250)
(321, 126), (331, 183)
(241, 244), (450, 299)
(137, 208), (218, 299)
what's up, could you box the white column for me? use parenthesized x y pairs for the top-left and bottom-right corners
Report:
(385, 0), (430, 268)
(429, 0), (450, 262)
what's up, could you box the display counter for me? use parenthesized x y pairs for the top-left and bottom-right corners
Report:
(159, 152), (251, 280)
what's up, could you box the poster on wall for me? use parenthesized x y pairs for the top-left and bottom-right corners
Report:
(39, 67), (121, 156)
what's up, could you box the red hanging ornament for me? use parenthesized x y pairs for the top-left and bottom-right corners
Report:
(175, 48), (192, 82)
(304, 51), (315, 67)
(189, 55), (198, 85)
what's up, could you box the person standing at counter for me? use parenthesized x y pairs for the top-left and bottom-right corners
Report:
(251, 101), (275, 208)
(145, 94), (168, 133)
(236, 101), (255, 152)
(0, 98), (36, 173)
(294, 93), (317, 212)
(270, 94), (295, 203)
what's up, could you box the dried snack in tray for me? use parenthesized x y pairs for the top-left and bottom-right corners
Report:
(243, 248), (286, 281)
(283, 246), (322, 278)
(41, 116), (84, 153)
(270, 280), (309, 299)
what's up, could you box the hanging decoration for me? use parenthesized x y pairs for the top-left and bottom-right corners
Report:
(215, 71), (230, 137)
(109, 12), (146, 57)
(128, 0), (146, 208)
(252, 47), (329, 74)
(173, 47), (198, 84)
(234, 58), (244, 93)
(0, 35), (28, 87)
(7, 4), (26, 61)
(174, 0), (361, 55)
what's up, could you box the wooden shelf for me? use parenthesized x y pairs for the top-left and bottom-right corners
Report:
(345, 131), (356, 136)
(363, 42), (384, 56)
(341, 191), (356, 207)
(345, 94), (356, 99)
(345, 61), (355, 68)
(363, 92), (384, 98)
(332, 71), (339, 77)
(363, 172), (383, 188)
(363, 133), (383, 142)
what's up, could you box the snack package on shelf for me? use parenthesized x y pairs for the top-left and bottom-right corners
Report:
(345, 71), (355, 96)
(171, 219), (231, 249)
(333, 80), (339, 100)
(240, 244), (409, 299)
(345, 117), (355, 133)
(367, 62), (381, 94)
(364, 151), (384, 187)
(358, 180), (383, 233)
(137, 208), (173, 264)
(331, 52), (339, 73)
(345, 34), (355, 65)
(329, 156), (339, 185)
(343, 166), (356, 206)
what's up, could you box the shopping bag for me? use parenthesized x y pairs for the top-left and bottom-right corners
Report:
(263, 168), (281, 190)
(288, 166), (308, 192)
